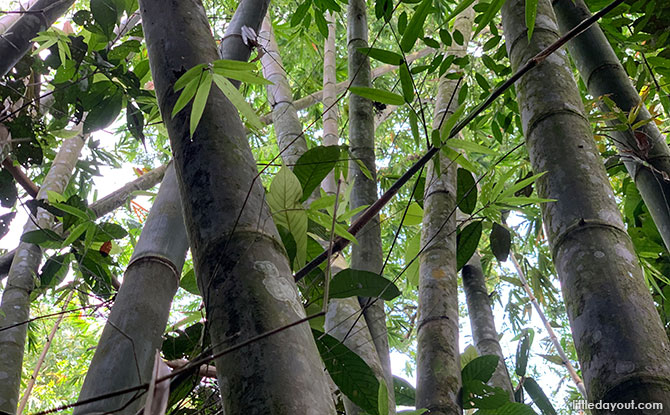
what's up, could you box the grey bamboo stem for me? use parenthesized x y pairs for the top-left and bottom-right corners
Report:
(0, 163), (168, 279)
(0, 132), (84, 414)
(74, 164), (188, 414)
(259, 15), (308, 166)
(0, 0), (75, 76)
(462, 253), (514, 398)
(508, 252), (586, 397)
(347, 0), (395, 411)
(321, 10), (339, 195)
(139, 0), (335, 412)
(416, 7), (474, 414)
(552, 0), (670, 252)
(502, 0), (670, 406)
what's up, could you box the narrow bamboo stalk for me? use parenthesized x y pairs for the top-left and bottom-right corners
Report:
(462, 253), (514, 398)
(416, 6), (474, 414)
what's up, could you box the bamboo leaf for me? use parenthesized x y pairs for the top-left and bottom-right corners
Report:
(212, 59), (257, 71)
(329, 268), (401, 300)
(189, 71), (212, 137)
(212, 68), (272, 85)
(172, 78), (199, 117)
(400, 202), (423, 226)
(439, 103), (466, 139)
(457, 168), (477, 214)
(62, 222), (89, 248)
(523, 378), (557, 415)
(457, 221), (482, 271)
(174, 64), (206, 91)
(515, 331), (532, 377)
(526, 0), (538, 40)
(474, 0), (506, 36)
(399, 63), (414, 103)
(400, 0), (433, 52)
(490, 222), (511, 262)
(499, 171), (546, 200)
(444, 0), (477, 25)
(357, 47), (403, 65)
(349, 87), (405, 105)
(447, 138), (497, 155)
(404, 231), (421, 286)
(306, 210), (358, 244)
(212, 73), (264, 131)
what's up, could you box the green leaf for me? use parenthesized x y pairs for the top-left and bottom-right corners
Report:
(523, 378), (557, 415)
(439, 103), (466, 139)
(526, 0), (538, 41)
(94, 222), (128, 242)
(515, 331), (532, 377)
(172, 78), (200, 118)
(268, 166), (308, 267)
(457, 221), (482, 271)
(400, 202), (423, 226)
(444, 0), (477, 25)
(439, 29), (452, 46)
(460, 344), (479, 368)
(378, 379), (389, 415)
(394, 376), (416, 406)
(400, 0), (433, 52)
(457, 168), (477, 214)
(404, 231), (421, 286)
(51, 202), (90, 220)
(293, 146), (340, 202)
(397, 410), (428, 415)
(498, 171), (546, 200)
(409, 111), (420, 146)
(399, 63), (414, 103)
(350, 87), (405, 106)
(447, 138), (496, 155)
(453, 29), (464, 45)
(213, 68), (271, 85)
(83, 89), (123, 134)
(39, 253), (70, 289)
(62, 222), (89, 247)
(329, 269), (401, 300)
(291, 0), (311, 26)
(174, 64), (206, 91)
(314, 11), (329, 37)
(212, 73), (264, 131)
(474, 0), (506, 36)
(90, 0), (118, 36)
(313, 330), (380, 414)
(461, 355), (499, 383)
(538, 354), (564, 366)
(190, 70), (213, 137)
(490, 222), (511, 262)
(180, 268), (200, 295)
(441, 146), (478, 173)
(358, 47), (403, 65)
(422, 36), (440, 48)
(307, 210), (358, 244)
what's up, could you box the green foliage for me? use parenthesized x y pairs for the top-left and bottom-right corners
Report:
(329, 268), (401, 300)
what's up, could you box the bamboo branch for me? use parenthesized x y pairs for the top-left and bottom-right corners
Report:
(2, 157), (38, 197)
(293, 0), (625, 282)
(16, 291), (74, 415)
(509, 252), (587, 398)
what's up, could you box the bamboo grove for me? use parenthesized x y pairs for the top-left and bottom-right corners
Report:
(0, 0), (668, 413)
